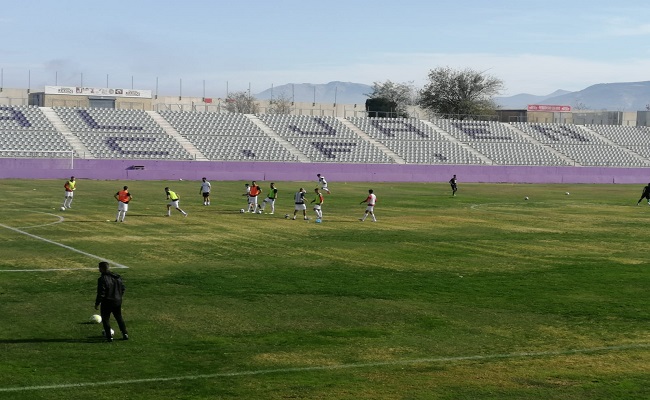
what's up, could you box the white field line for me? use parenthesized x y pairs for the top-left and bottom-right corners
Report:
(0, 343), (647, 393)
(15, 211), (65, 229)
(0, 221), (129, 272)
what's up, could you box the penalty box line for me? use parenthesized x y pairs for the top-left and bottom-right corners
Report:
(0, 223), (129, 272)
(0, 343), (648, 393)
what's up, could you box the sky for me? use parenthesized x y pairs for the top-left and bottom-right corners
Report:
(2, 0), (650, 98)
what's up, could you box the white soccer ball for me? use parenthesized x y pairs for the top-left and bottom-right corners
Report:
(90, 314), (102, 324)
(565, 192), (570, 195)
(102, 328), (115, 338)
(240, 209), (245, 213)
(60, 206), (66, 211)
(179, 178), (183, 181)
(257, 210), (262, 214)
(284, 214), (289, 219)
(524, 197), (529, 200)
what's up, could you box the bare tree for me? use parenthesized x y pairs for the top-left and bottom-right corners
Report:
(267, 92), (293, 114)
(366, 80), (417, 117)
(418, 67), (504, 119)
(224, 91), (260, 114)
(573, 101), (590, 111)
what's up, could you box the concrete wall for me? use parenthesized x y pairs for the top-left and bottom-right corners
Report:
(1, 158), (648, 184)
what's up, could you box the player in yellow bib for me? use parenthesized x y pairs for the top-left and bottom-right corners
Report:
(311, 188), (324, 220)
(165, 187), (187, 217)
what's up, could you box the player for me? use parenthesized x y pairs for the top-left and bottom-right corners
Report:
(311, 188), (324, 220)
(242, 183), (251, 211)
(359, 189), (377, 222)
(114, 185), (132, 222)
(636, 183), (650, 205)
(259, 182), (278, 214)
(165, 187), (187, 217)
(317, 174), (331, 194)
(247, 181), (262, 213)
(95, 261), (128, 342)
(62, 176), (76, 209)
(449, 174), (458, 196)
(199, 177), (211, 206)
(293, 188), (308, 220)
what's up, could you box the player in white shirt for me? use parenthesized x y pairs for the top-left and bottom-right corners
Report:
(199, 177), (211, 205)
(292, 188), (308, 220)
(316, 174), (331, 194)
(359, 189), (377, 222)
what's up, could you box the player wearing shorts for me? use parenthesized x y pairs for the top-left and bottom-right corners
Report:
(293, 188), (308, 220)
(165, 187), (187, 217)
(359, 189), (377, 222)
(247, 181), (262, 213)
(259, 182), (278, 214)
(62, 176), (76, 209)
(311, 188), (324, 220)
(317, 174), (331, 194)
(199, 177), (211, 206)
(114, 186), (132, 222)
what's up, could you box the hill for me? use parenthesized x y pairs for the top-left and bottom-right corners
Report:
(255, 81), (372, 104)
(254, 80), (650, 111)
(496, 81), (650, 111)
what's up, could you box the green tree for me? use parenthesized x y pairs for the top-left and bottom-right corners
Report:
(224, 91), (260, 114)
(418, 67), (504, 119)
(366, 80), (417, 118)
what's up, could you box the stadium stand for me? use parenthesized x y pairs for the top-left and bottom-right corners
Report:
(512, 122), (650, 167)
(257, 114), (394, 163)
(3, 105), (650, 167)
(427, 119), (571, 166)
(346, 117), (485, 164)
(159, 111), (299, 161)
(52, 107), (192, 160)
(0, 105), (75, 158)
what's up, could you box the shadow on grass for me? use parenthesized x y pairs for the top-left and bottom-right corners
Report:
(0, 336), (105, 344)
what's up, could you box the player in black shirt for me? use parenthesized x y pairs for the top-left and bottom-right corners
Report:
(636, 183), (650, 206)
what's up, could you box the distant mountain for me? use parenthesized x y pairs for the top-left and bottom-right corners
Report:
(256, 80), (650, 111)
(496, 81), (650, 111)
(255, 81), (372, 104)
(495, 90), (571, 109)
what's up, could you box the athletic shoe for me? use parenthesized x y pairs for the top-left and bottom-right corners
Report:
(123, 334), (129, 341)
(359, 218), (364, 221)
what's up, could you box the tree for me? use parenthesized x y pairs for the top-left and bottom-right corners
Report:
(267, 92), (293, 114)
(418, 67), (504, 119)
(366, 80), (417, 118)
(224, 91), (260, 114)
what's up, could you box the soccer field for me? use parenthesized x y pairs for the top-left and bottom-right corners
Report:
(0, 179), (648, 399)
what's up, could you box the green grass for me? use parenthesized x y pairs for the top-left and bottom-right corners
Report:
(0, 179), (648, 399)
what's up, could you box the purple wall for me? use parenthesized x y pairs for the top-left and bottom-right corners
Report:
(0, 158), (649, 184)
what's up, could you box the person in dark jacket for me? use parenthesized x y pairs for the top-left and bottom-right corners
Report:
(636, 183), (650, 206)
(95, 261), (129, 342)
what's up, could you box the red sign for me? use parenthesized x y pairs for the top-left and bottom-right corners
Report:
(203, 98), (212, 103)
(527, 104), (572, 112)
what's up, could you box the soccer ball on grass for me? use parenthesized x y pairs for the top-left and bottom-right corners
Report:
(239, 209), (245, 213)
(60, 206), (66, 211)
(90, 314), (102, 324)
